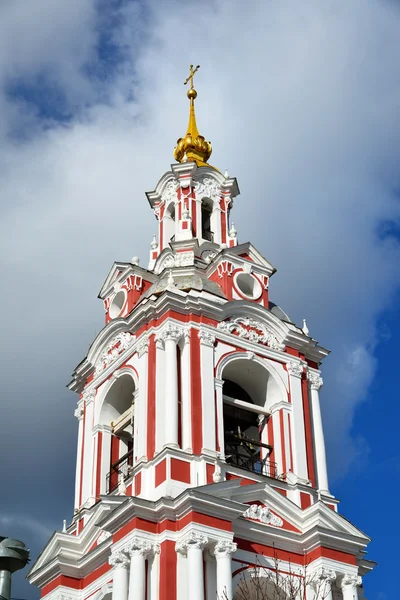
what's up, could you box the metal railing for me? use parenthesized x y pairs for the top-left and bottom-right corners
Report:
(106, 449), (133, 494)
(225, 433), (277, 479)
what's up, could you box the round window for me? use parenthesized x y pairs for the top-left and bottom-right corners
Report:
(109, 290), (126, 319)
(234, 272), (262, 300)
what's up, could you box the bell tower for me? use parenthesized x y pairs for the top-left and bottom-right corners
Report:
(28, 67), (374, 600)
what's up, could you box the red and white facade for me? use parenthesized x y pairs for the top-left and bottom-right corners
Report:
(28, 98), (374, 600)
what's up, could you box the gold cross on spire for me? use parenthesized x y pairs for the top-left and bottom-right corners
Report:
(184, 64), (200, 89)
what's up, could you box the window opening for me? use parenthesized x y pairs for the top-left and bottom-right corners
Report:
(223, 378), (276, 478)
(201, 203), (213, 241)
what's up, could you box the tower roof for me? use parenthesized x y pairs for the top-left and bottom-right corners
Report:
(173, 65), (212, 167)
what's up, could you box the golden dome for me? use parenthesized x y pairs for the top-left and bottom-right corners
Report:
(174, 65), (212, 167)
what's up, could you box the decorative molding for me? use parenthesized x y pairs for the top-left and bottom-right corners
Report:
(195, 176), (221, 203)
(95, 332), (135, 375)
(174, 251), (194, 267)
(137, 336), (150, 358)
(218, 317), (285, 351)
(161, 180), (179, 204)
(108, 550), (130, 569)
(286, 361), (303, 379)
(97, 530), (112, 545)
(213, 540), (237, 559)
(341, 574), (362, 589)
(175, 532), (209, 555)
(198, 329), (216, 347)
(243, 504), (283, 527)
(307, 370), (323, 391)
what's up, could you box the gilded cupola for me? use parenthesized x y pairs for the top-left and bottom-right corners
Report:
(173, 65), (212, 167)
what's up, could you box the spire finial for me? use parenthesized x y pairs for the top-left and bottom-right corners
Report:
(174, 64), (212, 167)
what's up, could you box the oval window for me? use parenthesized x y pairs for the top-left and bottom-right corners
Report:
(234, 273), (262, 300)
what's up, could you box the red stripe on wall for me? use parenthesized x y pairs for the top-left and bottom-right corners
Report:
(159, 540), (177, 600)
(287, 414), (294, 473)
(301, 374), (316, 487)
(147, 335), (156, 458)
(267, 415), (275, 463)
(190, 333), (202, 454)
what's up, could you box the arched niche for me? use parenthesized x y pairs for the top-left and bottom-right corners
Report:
(219, 355), (285, 478)
(97, 370), (137, 493)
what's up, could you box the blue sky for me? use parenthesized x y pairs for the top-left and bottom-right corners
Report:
(0, 1), (399, 599)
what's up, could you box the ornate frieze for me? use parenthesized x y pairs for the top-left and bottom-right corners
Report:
(195, 177), (221, 202)
(217, 317), (285, 351)
(243, 504), (283, 527)
(161, 180), (179, 204)
(307, 370), (323, 390)
(95, 332), (135, 375)
(174, 251), (195, 267)
(311, 567), (336, 585)
(176, 532), (209, 555)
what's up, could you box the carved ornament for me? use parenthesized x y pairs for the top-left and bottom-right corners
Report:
(307, 371), (323, 391)
(243, 504), (283, 527)
(95, 332), (135, 375)
(218, 317), (285, 351)
(195, 177), (221, 203)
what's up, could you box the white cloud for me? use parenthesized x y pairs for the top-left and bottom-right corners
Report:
(1, 0), (400, 493)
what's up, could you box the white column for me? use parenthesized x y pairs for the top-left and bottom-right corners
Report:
(127, 538), (153, 600)
(176, 532), (208, 600)
(307, 371), (329, 494)
(81, 389), (96, 506)
(136, 337), (150, 461)
(287, 361), (308, 481)
(160, 324), (182, 448)
(213, 540), (237, 600)
(109, 551), (129, 600)
(74, 403), (84, 510)
(310, 568), (336, 600)
(199, 329), (216, 453)
(341, 574), (362, 600)
(215, 378), (225, 460)
(181, 330), (192, 451)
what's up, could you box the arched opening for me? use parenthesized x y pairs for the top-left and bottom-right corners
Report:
(164, 202), (176, 244)
(99, 374), (136, 493)
(222, 359), (281, 478)
(201, 198), (213, 242)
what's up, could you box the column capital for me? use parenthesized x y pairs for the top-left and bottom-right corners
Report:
(108, 550), (129, 569)
(341, 573), (362, 589)
(176, 532), (209, 555)
(155, 322), (184, 347)
(137, 336), (150, 358)
(286, 361), (303, 378)
(82, 388), (96, 405)
(198, 329), (216, 347)
(127, 537), (153, 558)
(312, 567), (336, 585)
(213, 540), (237, 559)
(307, 370), (323, 390)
